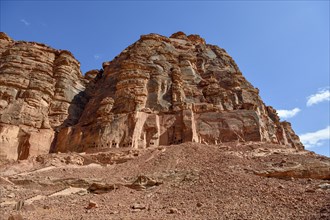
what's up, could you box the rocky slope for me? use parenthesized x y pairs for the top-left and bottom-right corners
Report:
(0, 142), (329, 220)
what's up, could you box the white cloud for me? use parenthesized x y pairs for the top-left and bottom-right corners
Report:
(277, 108), (301, 119)
(307, 88), (330, 106)
(94, 54), (101, 60)
(20, 19), (30, 26)
(299, 126), (330, 148)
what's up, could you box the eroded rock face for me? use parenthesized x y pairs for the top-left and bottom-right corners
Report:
(53, 32), (303, 153)
(0, 31), (304, 160)
(0, 32), (88, 161)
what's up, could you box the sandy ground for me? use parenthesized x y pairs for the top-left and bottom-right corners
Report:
(1, 142), (329, 220)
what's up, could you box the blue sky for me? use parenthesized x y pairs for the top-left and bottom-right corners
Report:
(1, 1), (329, 156)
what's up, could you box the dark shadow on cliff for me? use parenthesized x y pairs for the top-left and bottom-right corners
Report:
(49, 69), (104, 153)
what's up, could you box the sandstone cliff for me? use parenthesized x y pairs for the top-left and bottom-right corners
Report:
(0, 32), (89, 161)
(55, 32), (303, 153)
(0, 31), (303, 161)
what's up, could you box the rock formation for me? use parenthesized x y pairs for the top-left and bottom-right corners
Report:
(0, 31), (303, 161)
(0, 32), (88, 161)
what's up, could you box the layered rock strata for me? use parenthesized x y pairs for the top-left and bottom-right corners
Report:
(53, 32), (303, 153)
(0, 31), (303, 161)
(0, 32), (88, 160)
